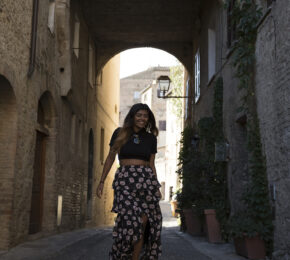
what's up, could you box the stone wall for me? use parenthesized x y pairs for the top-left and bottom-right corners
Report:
(255, 0), (290, 257)
(0, 0), (34, 249)
(190, 0), (250, 215)
(189, 0), (290, 257)
(93, 55), (120, 227)
(0, 0), (120, 249)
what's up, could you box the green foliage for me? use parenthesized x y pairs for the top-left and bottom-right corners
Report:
(169, 63), (184, 118)
(176, 125), (204, 215)
(227, 0), (262, 112)
(211, 77), (230, 240)
(176, 77), (230, 240)
(226, 0), (273, 254)
(197, 78), (230, 241)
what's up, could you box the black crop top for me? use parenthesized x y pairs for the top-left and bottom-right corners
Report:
(109, 127), (157, 162)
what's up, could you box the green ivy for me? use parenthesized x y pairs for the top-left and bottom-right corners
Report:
(176, 78), (230, 240)
(197, 78), (230, 241)
(169, 63), (184, 118)
(226, 0), (273, 254)
(176, 125), (204, 213)
(176, 125), (204, 232)
(212, 77), (230, 241)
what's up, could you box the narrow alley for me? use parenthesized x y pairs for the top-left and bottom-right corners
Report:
(0, 202), (244, 260)
(0, 0), (289, 259)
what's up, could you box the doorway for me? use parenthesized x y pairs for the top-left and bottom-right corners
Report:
(87, 129), (94, 220)
(29, 130), (47, 234)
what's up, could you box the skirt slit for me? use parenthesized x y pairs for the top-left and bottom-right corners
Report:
(109, 165), (162, 260)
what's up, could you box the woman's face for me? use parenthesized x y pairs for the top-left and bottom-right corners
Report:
(133, 109), (149, 129)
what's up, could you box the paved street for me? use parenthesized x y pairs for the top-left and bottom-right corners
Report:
(0, 202), (244, 260)
(51, 202), (211, 260)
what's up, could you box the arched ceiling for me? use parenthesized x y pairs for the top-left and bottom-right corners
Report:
(80, 0), (201, 73)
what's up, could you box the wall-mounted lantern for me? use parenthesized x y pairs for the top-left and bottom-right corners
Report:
(215, 142), (230, 162)
(157, 75), (189, 99)
(191, 134), (200, 150)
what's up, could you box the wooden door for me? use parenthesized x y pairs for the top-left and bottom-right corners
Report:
(86, 130), (94, 219)
(29, 131), (46, 234)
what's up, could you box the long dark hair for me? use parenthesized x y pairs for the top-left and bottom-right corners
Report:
(112, 103), (158, 152)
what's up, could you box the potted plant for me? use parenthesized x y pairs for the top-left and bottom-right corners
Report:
(197, 116), (227, 243)
(170, 199), (178, 218)
(176, 125), (204, 236)
(175, 188), (203, 236)
(229, 212), (270, 259)
(204, 209), (222, 243)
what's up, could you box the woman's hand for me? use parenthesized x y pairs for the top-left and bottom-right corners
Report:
(96, 182), (104, 198)
(156, 189), (162, 199)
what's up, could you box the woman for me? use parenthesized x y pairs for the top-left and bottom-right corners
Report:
(96, 103), (162, 260)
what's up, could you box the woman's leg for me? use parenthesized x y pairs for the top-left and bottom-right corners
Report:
(132, 214), (148, 260)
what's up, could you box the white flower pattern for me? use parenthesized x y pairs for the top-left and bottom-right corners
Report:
(110, 165), (162, 260)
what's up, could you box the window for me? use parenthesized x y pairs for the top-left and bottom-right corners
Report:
(73, 15), (80, 57)
(159, 120), (166, 131)
(227, 0), (237, 48)
(195, 49), (200, 103)
(267, 0), (273, 7)
(100, 128), (105, 164)
(88, 41), (95, 87)
(134, 91), (140, 99)
(142, 93), (148, 103)
(71, 114), (76, 149)
(141, 89), (152, 108)
(48, 0), (55, 33)
(96, 70), (103, 86)
(185, 79), (189, 119)
(78, 120), (82, 151)
(87, 130), (94, 220)
(208, 29), (216, 81)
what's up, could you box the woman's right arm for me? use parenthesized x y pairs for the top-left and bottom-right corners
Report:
(96, 149), (116, 198)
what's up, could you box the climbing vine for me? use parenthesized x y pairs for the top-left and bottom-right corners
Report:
(176, 78), (230, 240)
(211, 77), (230, 241)
(226, 0), (273, 254)
(169, 63), (184, 118)
(197, 77), (230, 241)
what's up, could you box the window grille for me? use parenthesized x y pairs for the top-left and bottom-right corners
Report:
(267, 0), (273, 7)
(48, 0), (55, 33)
(159, 120), (166, 131)
(195, 50), (200, 103)
(227, 0), (237, 48)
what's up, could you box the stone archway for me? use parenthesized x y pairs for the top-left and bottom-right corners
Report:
(96, 44), (193, 77)
(29, 91), (57, 234)
(80, 0), (201, 77)
(0, 75), (18, 249)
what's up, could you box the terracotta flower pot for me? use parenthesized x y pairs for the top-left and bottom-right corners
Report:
(204, 209), (222, 243)
(183, 208), (202, 236)
(170, 200), (178, 217)
(234, 235), (266, 259)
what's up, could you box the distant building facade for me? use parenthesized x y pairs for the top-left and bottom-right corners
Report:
(127, 67), (182, 201)
(119, 67), (170, 126)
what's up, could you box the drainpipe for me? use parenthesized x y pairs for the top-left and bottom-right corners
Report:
(27, 0), (39, 77)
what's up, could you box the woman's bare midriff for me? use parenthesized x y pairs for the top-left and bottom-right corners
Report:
(120, 159), (149, 166)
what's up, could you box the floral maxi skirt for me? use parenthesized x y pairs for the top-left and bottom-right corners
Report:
(109, 165), (162, 260)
